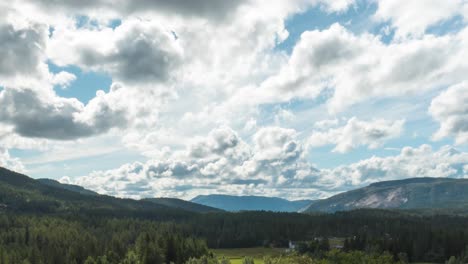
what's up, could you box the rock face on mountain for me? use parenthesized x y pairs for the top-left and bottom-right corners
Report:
(191, 194), (315, 212)
(305, 177), (468, 213)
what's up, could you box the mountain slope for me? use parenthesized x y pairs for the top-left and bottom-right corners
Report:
(143, 197), (222, 213)
(37, 178), (98, 196)
(37, 177), (219, 213)
(0, 167), (192, 219)
(191, 194), (315, 212)
(305, 177), (468, 213)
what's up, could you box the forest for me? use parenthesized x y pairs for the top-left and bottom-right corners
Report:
(0, 209), (468, 263)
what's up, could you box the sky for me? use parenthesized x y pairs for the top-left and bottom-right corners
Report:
(0, 0), (467, 200)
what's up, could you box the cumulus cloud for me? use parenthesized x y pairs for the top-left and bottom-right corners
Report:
(0, 125), (49, 150)
(252, 127), (302, 162)
(320, 145), (468, 191)
(257, 23), (468, 112)
(67, 126), (317, 199)
(23, 0), (358, 25)
(48, 19), (183, 85)
(308, 117), (404, 153)
(374, 0), (465, 38)
(37, 0), (358, 151)
(27, 0), (249, 21)
(66, 126), (468, 199)
(0, 23), (46, 76)
(120, 0), (249, 21)
(2, 0), (467, 201)
(88, 1), (302, 149)
(0, 22), (48, 87)
(0, 148), (25, 173)
(51, 71), (76, 89)
(430, 82), (468, 144)
(0, 88), (127, 140)
(188, 127), (248, 159)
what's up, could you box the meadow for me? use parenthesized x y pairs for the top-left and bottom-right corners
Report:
(211, 247), (286, 264)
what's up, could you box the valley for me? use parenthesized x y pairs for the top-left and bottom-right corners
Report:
(1, 167), (468, 263)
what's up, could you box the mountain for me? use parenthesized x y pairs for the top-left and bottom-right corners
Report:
(37, 178), (98, 196)
(191, 194), (315, 212)
(142, 197), (222, 213)
(305, 177), (468, 213)
(38, 178), (221, 213)
(0, 167), (193, 218)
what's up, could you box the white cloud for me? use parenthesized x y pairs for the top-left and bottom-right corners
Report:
(49, 19), (183, 85)
(0, 22), (46, 77)
(0, 21), (49, 88)
(3, 0), (357, 152)
(21, 0), (356, 24)
(253, 127), (302, 162)
(308, 117), (404, 153)
(188, 127), (249, 159)
(0, 65), (177, 142)
(313, 118), (340, 130)
(374, 0), (464, 38)
(0, 148), (25, 173)
(26, 0), (250, 22)
(0, 87), (127, 140)
(51, 71), (76, 89)
(320, 145), (468, 191)
(257, 23), (468, 113)
(1, 0), (467, 201)
(66, 126), (468, 199)
(0, 125), (49, 150)
(67, 126), (316, 199)
(430, 82), (468, 144)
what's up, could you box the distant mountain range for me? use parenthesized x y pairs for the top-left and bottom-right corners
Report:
(305, 177), (468, 213)
(2, 166), (468, 215)
(191, 194), (315, 212)
(142, 197), (222, 213)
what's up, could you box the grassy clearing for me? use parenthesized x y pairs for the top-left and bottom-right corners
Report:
(211, 247), (287, 264)
(211, 248), (438, 264)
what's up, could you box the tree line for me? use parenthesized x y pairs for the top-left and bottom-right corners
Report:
(0, 214), (207, 264)
(1, 208), (468, 263)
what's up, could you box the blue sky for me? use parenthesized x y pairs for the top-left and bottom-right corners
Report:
(0, 0), (467, 199)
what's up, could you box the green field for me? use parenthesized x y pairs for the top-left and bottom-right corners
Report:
(211, 248), (437, 264)
(211, 247), (287, 264)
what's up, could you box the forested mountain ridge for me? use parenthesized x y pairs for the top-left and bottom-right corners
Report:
(1, 167), (468, 263)
(37, 173), (220, 213)
(37, 178), (99, 196)
(4, 166), (468, 216)
(0, 166), (193, 218)
(305, 177), (468, 213)
(191, 194), (316, 212)
(142, 197), (222, 213)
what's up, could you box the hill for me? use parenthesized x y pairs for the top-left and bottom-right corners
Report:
(37, 178), (98, 196)
(0, 166), (192, 219)
(142, 197), (222, 213)
(37, 177), (220, 213)
(191, 194), (315, 212)
(305, 177), (468, 213)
